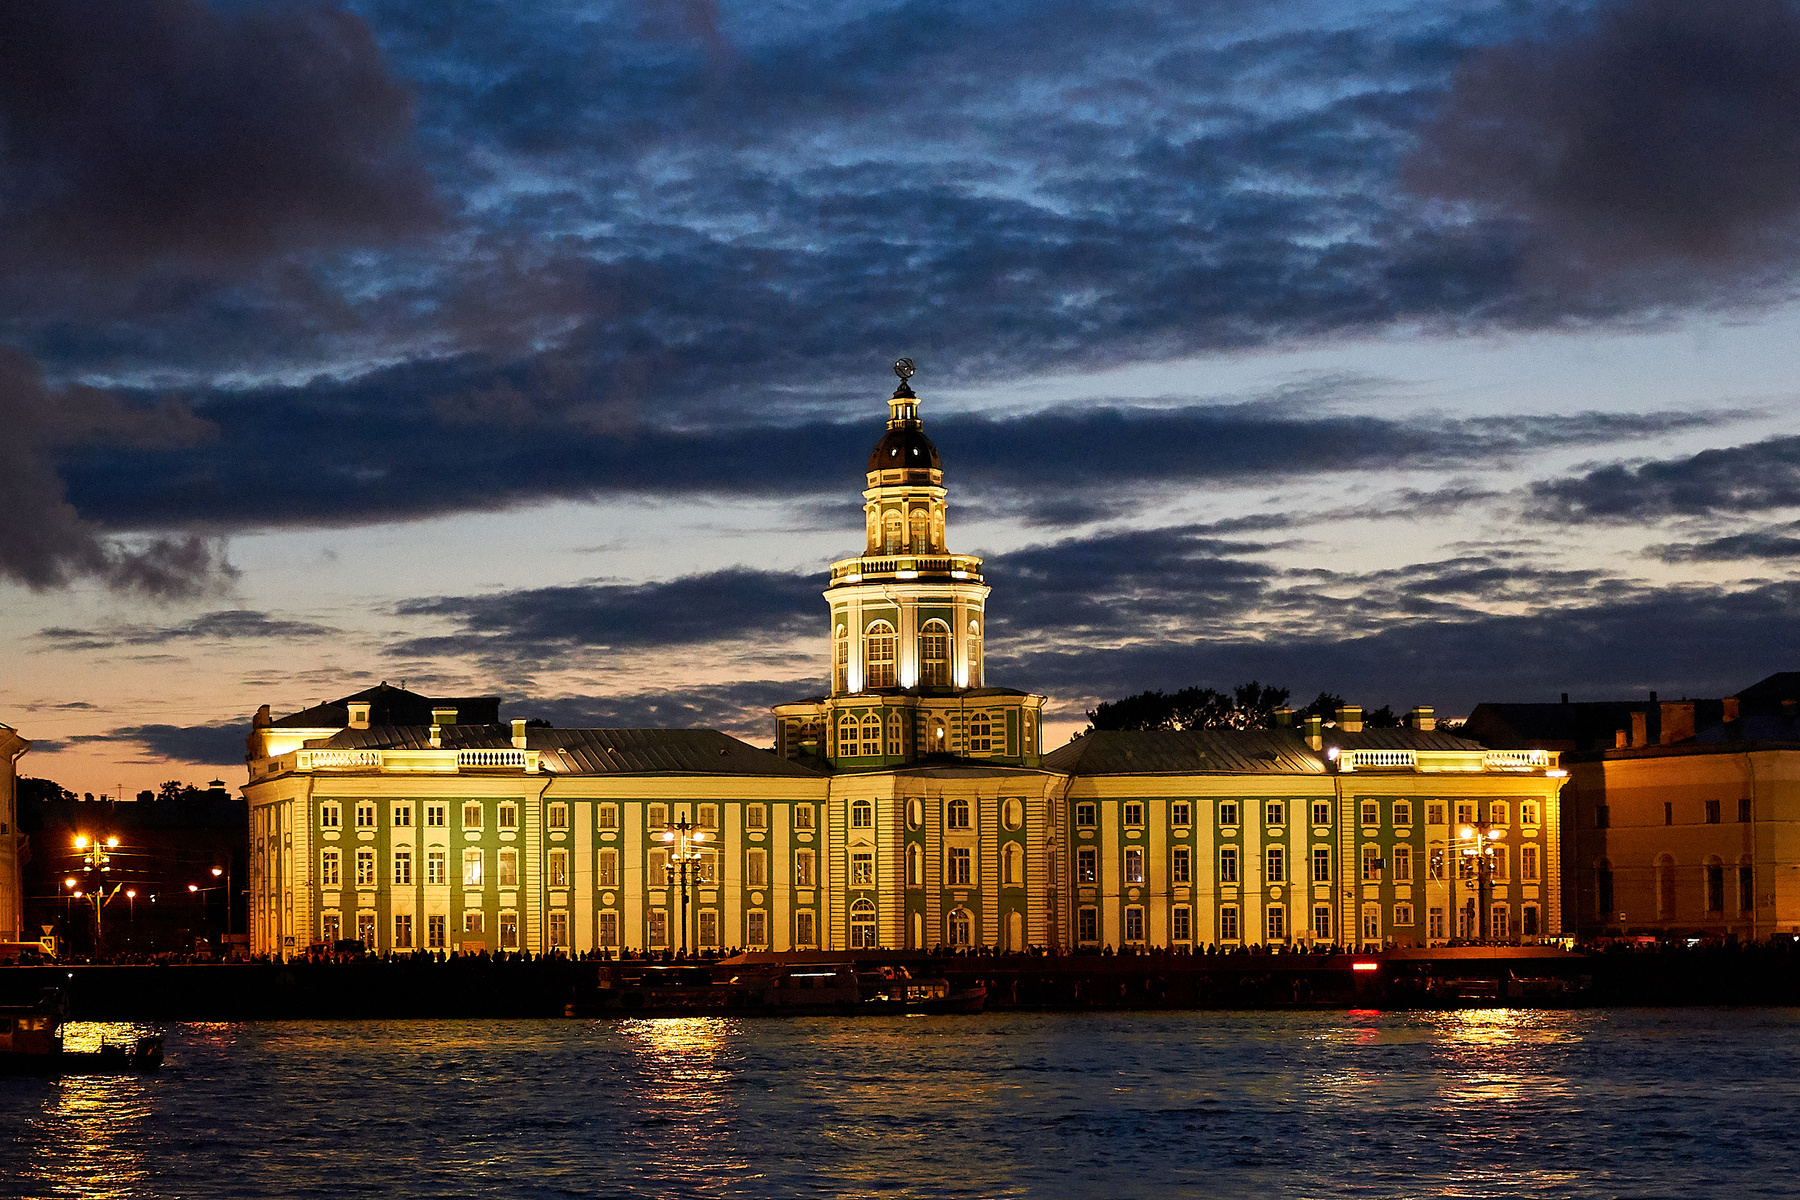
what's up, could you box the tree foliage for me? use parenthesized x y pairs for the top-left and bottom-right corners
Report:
(1088, 681), (1292, 732)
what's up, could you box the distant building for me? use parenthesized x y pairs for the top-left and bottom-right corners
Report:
(240, 371), (1570, 957)
(1465, 675), (1800, 940)
(1, 723), (27, 943)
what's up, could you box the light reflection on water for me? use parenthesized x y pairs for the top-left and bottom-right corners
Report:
(2, 1010), (1798, 1198)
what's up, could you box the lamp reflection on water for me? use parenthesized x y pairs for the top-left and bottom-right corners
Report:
(618, 1018), (749, 1190)
(28, 1024), (156, 1200)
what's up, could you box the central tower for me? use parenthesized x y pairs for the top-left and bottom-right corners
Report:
(774, 361), (1044, 767)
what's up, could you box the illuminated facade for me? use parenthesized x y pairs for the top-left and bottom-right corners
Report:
(240, 368), (1568, 957)
(1, 722), (26, 943)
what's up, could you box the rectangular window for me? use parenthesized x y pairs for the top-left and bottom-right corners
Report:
(463, 803), (482, 829)
(1219, 847), (1239, 884)
(1428, 803), (1446, 826)
(321, 849), (341, 887)
(746, 910), (767, 947)
(1124, 848), (1144, 884)
(1171, 802), (1191, 827)
(1492, 847), (1509, 882)
(356, 849), (376, 887)
(697, 850), (718, 886)
(1075, 802), (1097, 828)
(697, 804), (717, 828)
(599, 911), (619, 947)
(1706, 799), (1721, 824)
(1078, 907), (1099, 943)
(1740, 864), (1755, 913)
(548, 911), (569, 948)
(427, 804), (446, 828)
(320, 803), (340, 829)
(498, 849), (518, 887)
(1429, 848), (1446, 882)
(745, 849), (766, 887)
(1522, 905), (1540, 937)
(649, 849), (668, 884)
(1124, 907), (1145, 942)
(948, 847), (971, 886)
(1520, 845), (1539, 882)
(1361, 846), (1382, 882)
(548, 803), (568, 830)
(321, 913), (341, 943)
(394, 914), (414, 949)
(1312, 848), (1332, 883)
(427, 914), (446, 949)
(393, 804), (412, 827)
(1219, 802), (1239, 827)
(1491, 803), (1508, 826)
(795, 910), (816, 946)
(886, 715), (902, 757)
(649, 909), (667, 947)
(795, 850), (815, 888)
(498, 803), (518, 829)
(1393, 802), (1411, 827)
(1492, 906), (1509, 939)
(1312, 802), (1331, 827)
(598, 849), (617, 887)
(1520, 802), (1537, 826)
(1394, 845), (1412, 882)
(1265, 847), (1285, 883)
(1457, 803), (1476, 826)
(1313, 905), (1332, 941)
(1172, 847), (1191, 884)
(1739, 797), (1753, 823)
(464, 911), (484, 936)
(1266, 801), (1284, 827)
(548, 849), (568, 888)
(1123, 802), (1144, 827)
(358, 913), (377, 948)
(1077, 847), (1097, 884)
(1266, 906), (1286, 942)
(648, 804), (667, 829)
(598, 804), (618, 830)
(1706, 864), (1725, 913)
(1429, 907), (1445, 941)
(794, 806), (815, 830)
(745, 805), (766, 830)
(698, 910), (717, 947)
(1220, 905), (1240, 942)
(356, 803), (376, 828)
(851, 852), (874, 887)
(497, 912), (517, 950)
(462, 849), (483, 887)
(1361, 801), (1379, 826)
(1172, 906), (1191, 942)
(393, 850), (412, 886)
(1393, 904), (1413, 927)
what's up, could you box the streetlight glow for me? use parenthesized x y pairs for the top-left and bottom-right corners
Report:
(211, 867), (223, 877)
(65, 877), (77, 889)
(73, 835), (88, 849)
(106, 836), (119, 847)
(188, 884), (199, 893)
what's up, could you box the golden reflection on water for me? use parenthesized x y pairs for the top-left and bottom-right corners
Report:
(28, 1025), (159, 1200)
(618, 1018), (752, 1189)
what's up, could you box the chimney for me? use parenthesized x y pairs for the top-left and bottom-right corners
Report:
(1615, 728), (1628, 749)
(1630, 711), (1647, 748)
(429, 723), (442, 748)
(431, 706), (459, 726)
(1561, 693), (1569, 705)
(1408, 706), (1436, 731)
(1274, 706), (1294, 727)
(1650, 690), (1658, 703)
(512, 718), (528, 750)
(1659, 702), (1695, 746)
(348, 701), (371, 730)
(1304, 713), (1323, 752)
(1723, 697), (1740, 723)
(1338, 705), (1364, 733)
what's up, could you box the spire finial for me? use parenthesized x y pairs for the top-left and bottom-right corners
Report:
(892, 357), (916, 399)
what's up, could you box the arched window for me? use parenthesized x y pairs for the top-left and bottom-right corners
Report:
(946, 908), (972, 947)
(1002, 798), (1023, 830)
(1740, 856), (1755, 914)
(967, 618), (982, 687)
(837, 713), (857, 756)
(1705, 856), (1725, 914)
(947, 797), (970, 829)
(866, 506), (879, 551)
(886, 711), (902, 757)
(833, 623), (848, 693)
(1003, 842), (1022, 886)
(884, 511), (902, 553)
(969, 713), (992, 753)
(850, 899), (877, 949)
(865, 621), (897, 688)
(1595, 859), (1614, 916)
(932, 508), (944, 550)
(907, 797), (923, 830)
(906, 843), (923, 887)
(931, 717), (946, 752)
(860, 713), (882, 757)
(1657, 855), (1676, 920)
(852, 798), (873, 829)
(909, 508), (928, 552)
(920, 620), (951, 687)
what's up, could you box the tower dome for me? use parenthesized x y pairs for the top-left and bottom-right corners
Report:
(866, 357), (941, 478)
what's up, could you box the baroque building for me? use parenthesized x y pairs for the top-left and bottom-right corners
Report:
(240, 365), (1569, 957)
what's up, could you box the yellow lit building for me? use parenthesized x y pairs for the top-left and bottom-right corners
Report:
(240, 367), (1568, 956)
(1, 722), (27, 943)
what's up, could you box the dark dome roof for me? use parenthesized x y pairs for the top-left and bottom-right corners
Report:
(868, 426), (941, 473)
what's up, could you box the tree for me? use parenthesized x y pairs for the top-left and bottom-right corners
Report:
(1298, 692), (1346, 722)
(1088, 681), (1292, 732)
(157, 780), (187, 803)
(18, 777), (74, 803)
(1364, 704), (1402, 729)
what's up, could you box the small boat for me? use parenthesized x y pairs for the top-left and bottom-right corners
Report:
(575, 960), (986, 1017)
(0, 990), (164, 1075)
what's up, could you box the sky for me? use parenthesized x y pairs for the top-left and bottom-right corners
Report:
(4, 0), (1800, 794)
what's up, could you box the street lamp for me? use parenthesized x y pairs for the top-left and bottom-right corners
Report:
(1447, 822), (1504, 942)
(658, 819), (709, 955)
(210, 863), (234, 947)
(72, 834), (121, 951)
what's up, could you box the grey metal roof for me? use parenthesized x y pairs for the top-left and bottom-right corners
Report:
(321, 724), (821, 778)
(1042, 729), (1326, 776)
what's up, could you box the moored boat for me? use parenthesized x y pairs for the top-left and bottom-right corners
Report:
(1, 990), (164, 1074)
(573, 959), (986, 1017)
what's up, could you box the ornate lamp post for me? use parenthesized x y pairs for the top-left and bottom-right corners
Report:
(658, 819), (709, 955)
(72, 834), (121, 950)
(1450, 821), (1503, 941)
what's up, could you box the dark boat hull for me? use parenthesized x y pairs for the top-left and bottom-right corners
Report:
(0, 1048), (163, 1075)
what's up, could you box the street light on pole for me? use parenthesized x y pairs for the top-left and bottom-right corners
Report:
(658, 819), (708, 955)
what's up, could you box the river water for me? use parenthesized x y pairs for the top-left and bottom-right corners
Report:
(4, 1009), (1798, 1199)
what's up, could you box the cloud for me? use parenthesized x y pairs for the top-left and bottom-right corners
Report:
(77, 722), (247, 766)
(1528, 435), (1800, 523)
(525, 680), (808, 739)
(1650, 521), (1800, 562)
(1407, 0), (1800, 281)
(37, 609), (340, 652)
(0, 347), (233, 596)
(0, 0), (435, 276)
